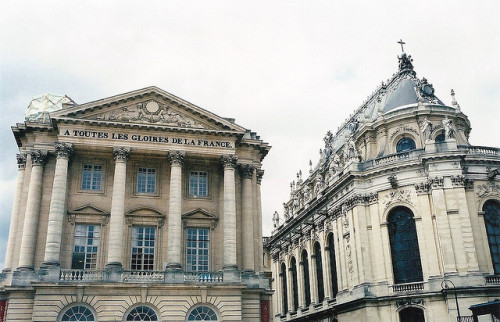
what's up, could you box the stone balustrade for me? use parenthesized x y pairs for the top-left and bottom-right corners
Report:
(391, 281), (425, 292)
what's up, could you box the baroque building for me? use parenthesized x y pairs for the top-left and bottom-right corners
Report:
(268, 51), (500, 322)
(0, 87), (272, 321)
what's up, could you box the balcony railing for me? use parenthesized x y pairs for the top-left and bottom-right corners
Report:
(485, 275), (500, 285)
(184, 271), (224, 283)
(391, 281), (425, 292)
(60, 269), (105, 282)
(459, 145), (500, 156)
(122, 270), (164, 282)
(457, 316), (475, 322)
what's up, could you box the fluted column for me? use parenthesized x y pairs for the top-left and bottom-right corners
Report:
(3, 154), (27, 272)
(240, 164), (255, 271)
(255, 169), (264, 272)
(222, 155), (238, 270)
(106, 147), (130, 268)
(43, 143), (73, 266)
(166, 151), (185, 270)
(18, 150), (48, 270)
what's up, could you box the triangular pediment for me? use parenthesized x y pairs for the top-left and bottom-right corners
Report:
(51, 86), (246, 133)
(182, 208), (218, 220)
(69, 204), (109, 215)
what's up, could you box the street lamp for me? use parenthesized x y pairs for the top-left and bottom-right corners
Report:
(442, 279), (461, 320)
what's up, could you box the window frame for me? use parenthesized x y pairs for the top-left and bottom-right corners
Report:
(124, 305), (159, 321)
(188, 170), (209, 198)
(71, 224), (101, 270)
(483, 200), (500, 275)
(396, 137), (417, 153)
(185, 227), (210, 272)
(58, 303), (96, 322)
(78, 162), (106, 194)
(136, 167), (157, 194)
(130, 226), (157, 271)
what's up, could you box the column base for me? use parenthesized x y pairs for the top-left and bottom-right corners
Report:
(223, 265), (240, 283)
(11, 269), (36, 286)
(105, 263), (123, 282)
(38, 265), (61, 282)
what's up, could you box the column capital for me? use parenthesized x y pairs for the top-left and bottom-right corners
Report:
(54, 142), (74, 160)
(239, 164), (255, 178)
(256, 169), (265, 184)
(169, 151), (185, 166)
(113, 147), (131, 162)
(30, 150), (48, 166)
(222, 154), (238, 169)
(17, 153), (27, 169)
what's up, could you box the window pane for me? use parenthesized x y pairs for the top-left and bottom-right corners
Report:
(131, 226), (156, 270)
(72, 224), (100, 269)
(186, 228), (210, 272)
(81, 164), (103, 190)
(137, 168), (156, 193)
(189, 171), (208, 196)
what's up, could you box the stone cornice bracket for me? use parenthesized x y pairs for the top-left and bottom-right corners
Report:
(30, 149), (48, 166)
(54, 142), (74, 160)
(168, 150), (185, 165)
(221, 154), (238, 169)
(113, 146), (131, 162)
(16, 153), (27, 169)
(239, 164), (255, 178)
(256, 169), (264, 184)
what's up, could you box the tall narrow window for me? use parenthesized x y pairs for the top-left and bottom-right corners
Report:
(137, 167), (156, 193)
(301, 250), (311, 307)
(399, 307), (425, 322)
(314, 242), (325, 302)
(131, 226), (156, 271)
(280, 263), (288, 315)
(396, 137), (416, 153)
(290, 257), (299, 312)
(327, 233), (339, 298)
(81, 164), (102, 191)
(388, 207), (423, 284)
(483, 200), (500, 274)
(186, 228), (210, 272)
(72, 224), (100, 269)
(189, 171), (208, 197)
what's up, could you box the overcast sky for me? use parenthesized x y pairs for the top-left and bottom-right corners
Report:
(1, 1), (499, 270)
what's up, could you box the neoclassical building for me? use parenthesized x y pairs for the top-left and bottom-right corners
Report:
(268, 51), (500, 321)
(0, 87), (272, 321)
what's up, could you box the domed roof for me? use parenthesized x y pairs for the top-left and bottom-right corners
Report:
(25, 94), (75, 123)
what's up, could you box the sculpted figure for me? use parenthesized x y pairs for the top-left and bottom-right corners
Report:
(273, 211), (280, 229)
(303, 185), (311, 201)
(420, 117), (433, 141)
(442, 116), (455, 139)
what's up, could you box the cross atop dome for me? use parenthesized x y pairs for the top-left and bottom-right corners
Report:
(397, 39), (406, 52)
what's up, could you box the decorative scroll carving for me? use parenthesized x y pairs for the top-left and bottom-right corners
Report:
(477, 184), (500, 198)
(16, 153), (27, 169)
(396, 298), (424, 308)
(169, 150), (185, 165)
(55, 142), (74, 159)
(30, 150), (48, 166)
(388, 174), (398, 189)
(89, 100), (205, 128)
(239, 164), (255, 178)
(113, 147), (131, 162)
(383, 189), (412, 209)
(221, 154), (238, 169)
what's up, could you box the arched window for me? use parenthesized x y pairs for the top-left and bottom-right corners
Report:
(60, 304), (95, 321)
(313, 242), (325, 302)
(396, 137), (416, 153)
(399, 307), (425, 322)
(301, 250), (311, 307)
(280, 263), (288, 315)
(434, 133), (445, 143)
(187, 306), (218, 321)
(388, 207), (423, 284)
(483, 200), (500, 274)
(290, 257), (299, 312)
(327, 233), (338, 298)
(126, 305), (158, 321)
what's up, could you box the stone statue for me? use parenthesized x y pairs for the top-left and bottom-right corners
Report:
(442, 116), (455, 139)
(283, 203), (289, 220)
(348, 119), (360, 134)
(273, 211), (280, 229)
(420, 117), (433, 141)
(303, 185), (311, 201)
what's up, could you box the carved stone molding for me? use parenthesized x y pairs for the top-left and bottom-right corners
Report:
(429, 176), (444, 188)
(415, 182), (431, 194)
(168, 150), (185, 165)
(30, 150), (48, 166)
(396, 298), (424, 308)
(113, 146), (131, 162)
(55, 142), (74, 160)
(239, 164), (255, 178)
(256, 169), (264, 184)
(464, 179), (474, 190)
(477, 183), (500, 199)
(451, 175), (465, 187)
(16, 153), (27, 169)
(221, 154), (238, 169)
(383, 189), (412, 209)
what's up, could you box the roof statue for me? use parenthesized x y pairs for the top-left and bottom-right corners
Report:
(25, 94), (75, 123)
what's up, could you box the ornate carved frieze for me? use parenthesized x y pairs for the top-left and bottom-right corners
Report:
(383, 189), (412, 209)
(390, 125), (420, 141)
(429, 176), (444, 188)
(414, 181), (431, 194)
(344, 234), (354, 277)
(396, 298), (424, 308)
(89, 100), (205, 128)
(54, 142), (74, 160)
(113, 146), (131, 162)
(16, 153), (27, 169)
(169, 150), (185, 165)
(451, 175), (465, 187)
(239, 164), (255, 178)
(30, 150), (48, 166)
(221, 154), (238, 169)
(477, 183), (500, 198)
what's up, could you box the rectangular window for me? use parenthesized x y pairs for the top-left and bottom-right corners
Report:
(186, 228), (210, 272)
(81, 164), (103, 190)
(131, 226), (156, 271)
(137, 167), (156, 193)
(71, 224), (100, 269)
(189, 171), (208, 197)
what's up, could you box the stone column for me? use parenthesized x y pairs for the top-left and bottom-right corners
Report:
(240, 164), (255, 272)
(255, 170), (264, 272)
(166, 151), (185, 270)
(297, 251), (305, 309)
(106, 147), (130, 269)
(43, 143), (73, 266)
(222, 155), (238, 270)
(18, 150), (48, 270)
(3, 154), (27, 272)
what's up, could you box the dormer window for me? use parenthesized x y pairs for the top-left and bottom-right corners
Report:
(396, 137), (416, 153)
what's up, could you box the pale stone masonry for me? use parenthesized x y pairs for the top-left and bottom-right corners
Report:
(268, 51), (500, 321)
(0, 88), (272, 321)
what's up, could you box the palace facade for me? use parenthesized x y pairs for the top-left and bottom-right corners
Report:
(0, 87), (272, 321)
(268, 52), (500, 321)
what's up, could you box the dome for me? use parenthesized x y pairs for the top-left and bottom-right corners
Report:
(25, 94), (75, 123)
